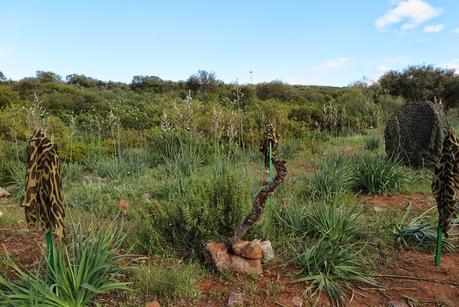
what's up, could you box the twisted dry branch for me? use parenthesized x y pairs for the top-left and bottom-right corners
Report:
(232, 157), (287, 244)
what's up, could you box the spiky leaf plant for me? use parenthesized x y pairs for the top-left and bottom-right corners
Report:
(293, 238), (375, 307)
(0, 221), (130, 306)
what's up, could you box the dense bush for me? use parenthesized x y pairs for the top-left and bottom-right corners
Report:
(130, 161), (252, 257)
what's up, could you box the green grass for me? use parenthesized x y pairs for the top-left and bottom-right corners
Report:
(132, 261), (202, 300)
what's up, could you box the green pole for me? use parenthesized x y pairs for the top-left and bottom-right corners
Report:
(269, 141), (273, 182)
(46, 230), (55, 277)
(435, 226), (442, 266)
(268, 141), (273, 207)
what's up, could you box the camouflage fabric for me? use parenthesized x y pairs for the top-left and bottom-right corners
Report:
(260, 123), (279, 169)
(432, 128), (459, 238)
(21, 130), (65, 238)
(384, 101), (449, 167)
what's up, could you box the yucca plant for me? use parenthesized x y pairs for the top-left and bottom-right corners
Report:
(393, 205), (456, 251)
(307, 202), (365, 243)
(0, 221), (131, 306)
(351, 154), (407, 194)
(293, 238), (375, 307)
(308, 155), (351, 203)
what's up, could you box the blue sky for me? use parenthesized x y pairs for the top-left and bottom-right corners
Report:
(1, 0), (458, 86)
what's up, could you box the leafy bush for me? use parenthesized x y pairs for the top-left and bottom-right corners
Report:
(130, 161), (252, 257)
(133, 262), (201, 300)
(364, 135), (380, 151)
(350, 154), (406, 194)
(0, 221), (130, 306)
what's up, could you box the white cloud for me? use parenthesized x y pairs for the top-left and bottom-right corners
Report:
(423, 24), (444, 33)
(453, 28), (459, 34)
(375, 0), (442, 30)
(440, 59), (459, 71)
(309, 57), (350, 73)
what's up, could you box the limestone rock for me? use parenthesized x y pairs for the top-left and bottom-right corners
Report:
(291, 296), (303, 307)
(232, 239), (262, 259)
(0, 187), (11, 199)
(205, 243), (263, 275)
(260, 240), (275, 261)
(145, 301), (160, 307)
(205, 243), (231, 271)
(227, 292), (244, 307)
(229, 254), (263, 275)
(388, 300), (409, 307)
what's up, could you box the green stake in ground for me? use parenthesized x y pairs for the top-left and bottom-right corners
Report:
(431, 128), (459, 266)
(21, 130), (65, 274)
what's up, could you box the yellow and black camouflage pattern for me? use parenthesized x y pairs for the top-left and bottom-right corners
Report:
(260, 123), (279, 169)
(432, 128), (459, 238)
(21, 130), (65, 238)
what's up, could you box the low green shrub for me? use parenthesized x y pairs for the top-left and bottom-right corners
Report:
(130, 161), (252, 257)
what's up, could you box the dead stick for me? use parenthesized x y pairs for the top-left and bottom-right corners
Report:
(232, 157), (287, 244)
(376, 274), (459, 286)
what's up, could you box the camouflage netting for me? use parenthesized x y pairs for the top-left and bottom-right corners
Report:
(384, 101), (449, 167)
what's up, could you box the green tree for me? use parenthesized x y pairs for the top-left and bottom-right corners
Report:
(0, 71), (6, 82)
(378, 65), (459, 109)
(36, 70), (63, 83)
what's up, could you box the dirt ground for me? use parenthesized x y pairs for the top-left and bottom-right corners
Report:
(1, 194), (458, 307)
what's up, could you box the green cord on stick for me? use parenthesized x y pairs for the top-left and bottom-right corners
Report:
(435, 226), (442, 266)
(268, 141), (273, 207)
(46, 230), (55, 277)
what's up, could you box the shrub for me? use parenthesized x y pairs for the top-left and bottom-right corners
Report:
(350, 154), (407, 194)
(0, 221), (130, 306)
(130, 161), (252, 257)
(364, 135), (380, 151)
(133, 262), (202, 300)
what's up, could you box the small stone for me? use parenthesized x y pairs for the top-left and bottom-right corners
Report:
(241, 240), (262, 259)
(388, 300), (409, 307)
(205, 243), (231, 272)
(145, 301), (160, 307)
(232, 240), (249, 256)
(0, 210), (3, 219)
(143, 192), (152, 200)
(291, 296), (303, 307)
(0, 187), (11, 199)
(16, 220), (27, 229)
(229, 254), (263, 275)
(227, 292), (244, 307)
(373, 206), (385, 212)
(118, 199), (129, 214)
(260, 240), (275, 262)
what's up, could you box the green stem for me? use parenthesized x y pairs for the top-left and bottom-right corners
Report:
(46, 230), (55, 280)
(268, 141), (273, 208)
(435, 226), (442, 266)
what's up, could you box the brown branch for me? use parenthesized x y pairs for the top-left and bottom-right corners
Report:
(232, 157), (287, 244)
